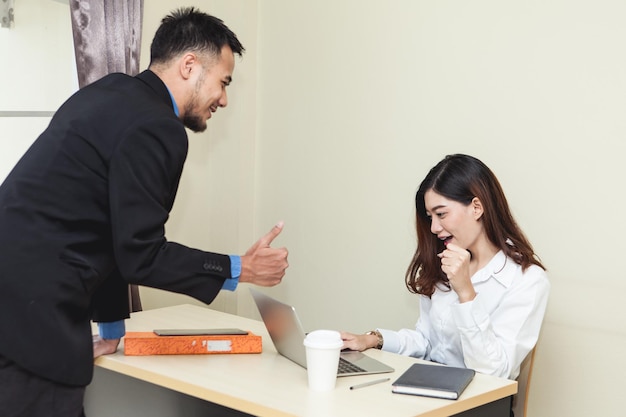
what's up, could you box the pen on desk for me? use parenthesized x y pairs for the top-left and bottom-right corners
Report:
(349, 377), (391, 390)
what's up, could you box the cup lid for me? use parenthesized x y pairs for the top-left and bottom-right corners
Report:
(303, 329), (343, 349)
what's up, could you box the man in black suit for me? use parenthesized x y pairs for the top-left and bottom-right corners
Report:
(0, 8), (288, 417)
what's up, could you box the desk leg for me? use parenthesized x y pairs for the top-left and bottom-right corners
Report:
(452, 396), (511, 417)
(85, 367), (254, 417)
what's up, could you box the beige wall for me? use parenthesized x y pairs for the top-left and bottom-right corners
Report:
(0, 0), (76, 178)
(2, 1), (625, 416)
(254, 1), (626, 416)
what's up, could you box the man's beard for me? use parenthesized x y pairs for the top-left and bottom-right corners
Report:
(182, 110), (207, 133)
(182, 75), (208, 133)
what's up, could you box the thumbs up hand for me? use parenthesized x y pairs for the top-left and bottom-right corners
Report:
(239, 221), (289, 287)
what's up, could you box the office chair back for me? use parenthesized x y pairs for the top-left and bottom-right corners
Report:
(512, 348), (536, 417)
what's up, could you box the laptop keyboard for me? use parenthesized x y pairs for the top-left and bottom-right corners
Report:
(338, 357), (367, 374)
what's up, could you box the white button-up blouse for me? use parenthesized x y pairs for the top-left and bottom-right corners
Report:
(378, 250), (550, 380)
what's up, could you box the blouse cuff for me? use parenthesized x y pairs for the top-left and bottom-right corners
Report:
(377, 328), (399, 353)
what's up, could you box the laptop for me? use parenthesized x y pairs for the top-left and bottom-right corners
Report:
(250, 288), (394, 377)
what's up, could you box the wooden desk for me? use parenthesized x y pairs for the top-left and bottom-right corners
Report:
(85, 304), (516, 417)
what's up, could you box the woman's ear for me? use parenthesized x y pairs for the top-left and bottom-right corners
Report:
(471, 197), (484, 220)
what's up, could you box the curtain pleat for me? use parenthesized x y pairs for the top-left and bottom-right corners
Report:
(70, 0), (144, 312)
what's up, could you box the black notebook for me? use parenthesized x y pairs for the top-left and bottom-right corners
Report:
(391, 363), (475, 400)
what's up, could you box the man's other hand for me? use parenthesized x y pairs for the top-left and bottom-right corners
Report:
(93, 335), (121, 358)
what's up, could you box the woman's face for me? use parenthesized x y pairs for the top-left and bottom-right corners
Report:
(424, 189), (484, 251)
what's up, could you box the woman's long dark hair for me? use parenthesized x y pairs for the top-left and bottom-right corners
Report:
(405, 154), (545, 298)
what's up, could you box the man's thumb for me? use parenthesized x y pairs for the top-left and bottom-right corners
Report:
(261, 221), (284, 246)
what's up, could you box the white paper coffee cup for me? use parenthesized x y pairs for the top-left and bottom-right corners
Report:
(303, 330), (343, 391)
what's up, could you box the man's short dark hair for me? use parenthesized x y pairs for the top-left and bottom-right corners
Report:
(150, 7), (244, 65)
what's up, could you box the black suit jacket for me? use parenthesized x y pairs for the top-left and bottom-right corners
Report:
(0, 70), (232, 386)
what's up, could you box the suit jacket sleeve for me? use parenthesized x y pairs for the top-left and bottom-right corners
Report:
(91, 268), (130, 322)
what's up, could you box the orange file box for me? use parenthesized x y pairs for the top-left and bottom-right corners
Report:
(124, 331), (262, 356)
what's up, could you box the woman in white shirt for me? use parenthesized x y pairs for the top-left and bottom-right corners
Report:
(341, 154), (550, 381)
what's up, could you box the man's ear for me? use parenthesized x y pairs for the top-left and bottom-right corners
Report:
(471, 197), (484, 220)
(179, 53), (198, 80)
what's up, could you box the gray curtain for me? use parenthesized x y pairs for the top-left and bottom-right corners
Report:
(70, 0), (144, 312)
(70, 0), (143, 88)
(0, 0), (15, 29)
